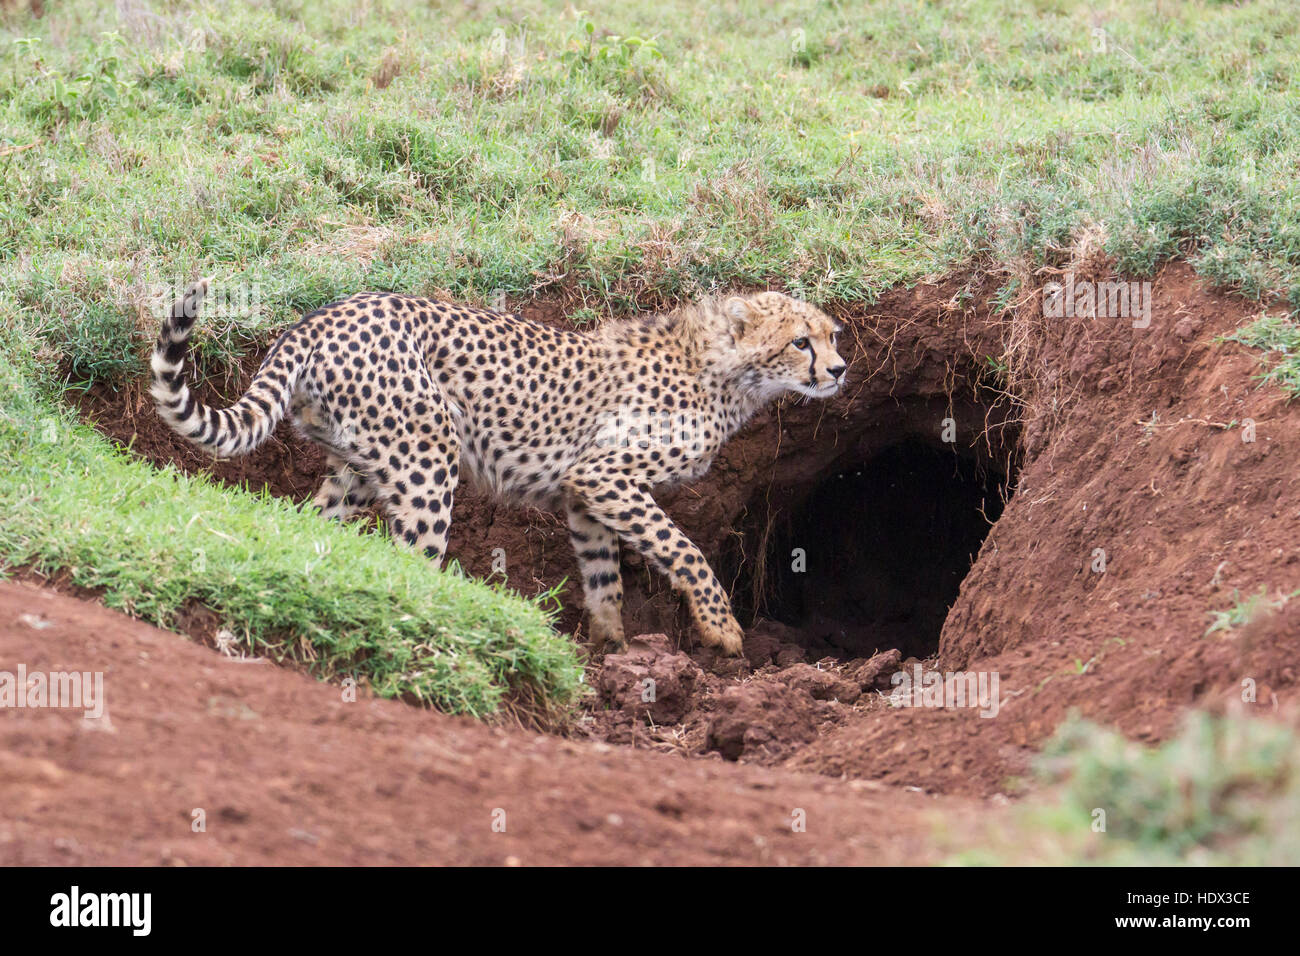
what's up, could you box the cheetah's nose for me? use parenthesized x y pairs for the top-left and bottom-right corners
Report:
(828, 364), (847, 381)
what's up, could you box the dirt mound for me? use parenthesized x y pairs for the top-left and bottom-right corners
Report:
(592, 632), (850, 763)
(588, 631), (903, 765)
(71, 262), (1300, 797)
(784, 262), (1300, 794)
(0, 579), (973, 865)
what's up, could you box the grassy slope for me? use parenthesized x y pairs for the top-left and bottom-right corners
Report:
(5, 1), (1300, 375)
(0, 324), (581, 717)
(2, 0), (1300, 718)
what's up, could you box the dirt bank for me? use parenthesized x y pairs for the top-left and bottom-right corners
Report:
(71, 261), (1300, 797)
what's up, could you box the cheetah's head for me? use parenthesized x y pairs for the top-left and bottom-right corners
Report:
(722, 291), (846, 400)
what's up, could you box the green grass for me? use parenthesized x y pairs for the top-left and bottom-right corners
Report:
(6, 1), (1300, 381)
(1222, 312), (1300, 396)
(0, 320), (584, 718)
(954, 712), (1300, 865)
(6, 0), (1300, 716)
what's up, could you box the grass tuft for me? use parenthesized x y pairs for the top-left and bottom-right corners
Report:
(1222, 313), (1300, 396)
(954, 711), (1300, 865)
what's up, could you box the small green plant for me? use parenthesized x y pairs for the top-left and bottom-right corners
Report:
(9, 35), (39, 86)
(23, 32), (135, 127)
(568, 306), (603, 326)
(1205, 585), (1299, 636)
(564, 15), (663, 68)
(980, 355), (1012, 392)
(989, 277), (1021, 315)
(562, 13), (665, 98)
(1221, 313), (1300, 397)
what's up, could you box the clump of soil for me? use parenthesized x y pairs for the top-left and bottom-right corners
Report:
(585, 629), (908, 765)
(596, 633), (702, 725)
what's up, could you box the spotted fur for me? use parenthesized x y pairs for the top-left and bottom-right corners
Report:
(152, 283), (846, 655)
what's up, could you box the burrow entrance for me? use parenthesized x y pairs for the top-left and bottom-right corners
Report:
(720, 428), (1016, 663)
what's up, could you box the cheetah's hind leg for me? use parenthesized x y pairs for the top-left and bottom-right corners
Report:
(337, 376), (461, 569)
(312, 453), (380, 521)
(565, 496), (626, 654)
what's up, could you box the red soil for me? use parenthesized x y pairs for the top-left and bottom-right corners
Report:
(57, 259), (1300, 831)
(0, 579), (968, 865)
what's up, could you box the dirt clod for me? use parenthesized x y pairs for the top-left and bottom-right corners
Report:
(845, 648), (905, 691)
(596, 633), (703, 725)
(705, 681), (833, 762)
(781, 663), (863, 704)
(740, 628), (783, 667)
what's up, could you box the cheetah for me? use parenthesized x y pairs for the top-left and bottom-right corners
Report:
(151, 281), (846, 655)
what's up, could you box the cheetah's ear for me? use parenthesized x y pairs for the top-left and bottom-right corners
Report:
(723, 295), (754, 339)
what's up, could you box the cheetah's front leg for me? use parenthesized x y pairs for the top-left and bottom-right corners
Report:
(565, 472), (744, 656)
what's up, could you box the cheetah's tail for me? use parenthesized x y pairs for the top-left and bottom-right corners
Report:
(150, 278), (304, 458)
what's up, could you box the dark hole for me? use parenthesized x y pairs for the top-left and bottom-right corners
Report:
(732, 437), (1011, 660)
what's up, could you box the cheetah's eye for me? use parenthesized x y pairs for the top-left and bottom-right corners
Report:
(792, 337), (810, 350)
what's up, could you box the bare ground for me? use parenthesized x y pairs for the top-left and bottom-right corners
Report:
(0, 579), (975, 865)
